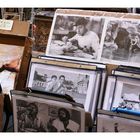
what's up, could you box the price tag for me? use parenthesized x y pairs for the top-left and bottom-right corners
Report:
(0, 19), (13, 30)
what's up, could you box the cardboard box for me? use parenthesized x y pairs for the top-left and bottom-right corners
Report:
(0, 20), (32, 131)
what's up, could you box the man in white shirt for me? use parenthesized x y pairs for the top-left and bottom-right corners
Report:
(62, 17), (100, 59)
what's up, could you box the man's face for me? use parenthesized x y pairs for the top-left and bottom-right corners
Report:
(59, 110), (67, 121)
(76, 25), (86, 36)
(59, 77), (65, 84)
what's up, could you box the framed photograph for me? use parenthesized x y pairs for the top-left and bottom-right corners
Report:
(46, 12), (105, 62)
(26, 58), (98, 112)
(0, 44), (24, 95)
(103, 76), (140, 113)
(101, 17), (140, 67)
(97, 110), (140, 132)
(12, 92), (85, 132)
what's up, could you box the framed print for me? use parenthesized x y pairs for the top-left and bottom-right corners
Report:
(103, 76), (140, 114)
(97, 110), (140, 132)
(26, 58), (98, 112)
(101, 17), (140, 68)
(46, 12), (105, 62)
(0, 44), (24, 95)
(12, 92), (85, 132)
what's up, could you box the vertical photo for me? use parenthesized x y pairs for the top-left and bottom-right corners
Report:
(101, 18), (140, 67)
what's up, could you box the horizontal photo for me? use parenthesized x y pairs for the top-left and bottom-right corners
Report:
(26, 58), (97, 112)
(46, 13), (105, 62)
(12, 93), (85, 132)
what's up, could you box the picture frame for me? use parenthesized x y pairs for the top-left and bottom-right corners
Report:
(97, 109), (140, 132)
(100, 17), (140, 68)
(46, 12), (105, 62)
(11, 91), (85, 132)
(26, 57), (99, 113)
(103, 76), (140, 114)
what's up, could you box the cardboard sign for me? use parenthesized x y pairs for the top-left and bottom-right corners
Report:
(0, 19), (13, 30)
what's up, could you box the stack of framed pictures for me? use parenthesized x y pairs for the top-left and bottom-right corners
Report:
(11, 90), (85, 132)
(97, 109), (140, 132)
(26, 57), (105, 120)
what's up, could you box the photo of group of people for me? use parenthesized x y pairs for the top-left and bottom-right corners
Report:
(46, 12), (140, 67)
(12, 95), (85, 132)
(27, 62), (96, 108)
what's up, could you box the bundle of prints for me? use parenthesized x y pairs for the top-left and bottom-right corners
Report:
(102, 76), (140, 116)
(0, 44), (24, 96)
(97, 109), (140, 132)
(46, 9), (140, 68)
(26, 57), (103, 120)
(11, 92), (85, 132)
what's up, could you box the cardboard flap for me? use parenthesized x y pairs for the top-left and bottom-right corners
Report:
(0, 20), (30, 37)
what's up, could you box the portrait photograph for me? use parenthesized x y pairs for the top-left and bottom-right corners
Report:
(12, 93), (85, 132)
(0, 44), (24, 95)
(27, 59), (98, 112)
(101, 18), (140, 67)
(46, 13), (105, 62)
(97, 110), (140, 132)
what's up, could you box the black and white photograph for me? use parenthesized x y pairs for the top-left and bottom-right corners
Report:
(103, 76), (140, 112)
(97, 110), (140, 132)
(46, 13), (105, 62)
(101, 18), (140, 67)
(12, 94), (85, 132)
(27, 59), (97, 112)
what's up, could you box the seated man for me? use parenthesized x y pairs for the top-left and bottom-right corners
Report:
(62, 17), (100, 59)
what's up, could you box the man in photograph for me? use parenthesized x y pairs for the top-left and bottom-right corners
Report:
(52, 75), (66, 94)
(45, 75), (57, 92)
(47, 108), (80, 132)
